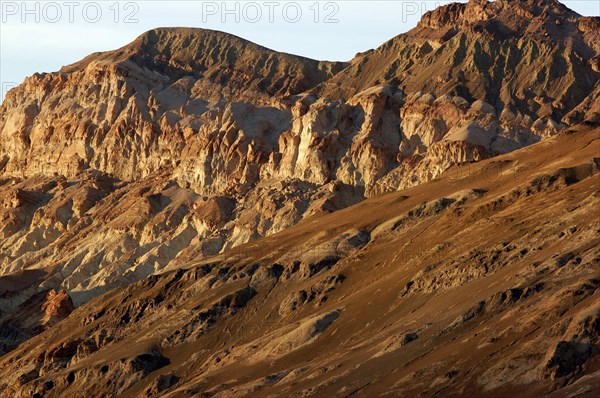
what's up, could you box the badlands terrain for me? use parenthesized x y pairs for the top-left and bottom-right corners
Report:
(0, 0), (598, 396)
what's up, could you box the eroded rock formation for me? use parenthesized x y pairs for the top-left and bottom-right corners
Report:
(0, 2), (598, 394)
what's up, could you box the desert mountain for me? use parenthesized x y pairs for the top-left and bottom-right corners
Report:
(62, 27), (346, 100)
(0, 125), (598, 397)
(314, 0), (600, 125)
(0, 0), (599, 395)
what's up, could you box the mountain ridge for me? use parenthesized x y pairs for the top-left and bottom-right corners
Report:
(311, 0), (600, 124)
(61, 27), (348, 97)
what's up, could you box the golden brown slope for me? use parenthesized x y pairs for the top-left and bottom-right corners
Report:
(0, 127), (598, 397)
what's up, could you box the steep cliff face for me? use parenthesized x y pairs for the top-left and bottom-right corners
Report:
(0, 86), (556, 307)
(0, 27), (346, 182)
(4, 0), (598, 188)
(0, 0), (598, 328)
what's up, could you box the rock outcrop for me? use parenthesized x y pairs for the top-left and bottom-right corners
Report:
(0, 289), (74, 355)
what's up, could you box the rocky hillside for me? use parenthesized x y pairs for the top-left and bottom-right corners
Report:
(313, 0), (600, 125)
(0, 1), (598, 389)
(0, 126), (598, 397)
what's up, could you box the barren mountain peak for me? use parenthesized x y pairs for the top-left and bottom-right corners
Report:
(312, 0), (598, 124)
(59, 26), (346, 99)
(418, 0), (579, 31)
(63, 27), (263, 69)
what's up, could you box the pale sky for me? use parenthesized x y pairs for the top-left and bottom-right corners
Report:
(1, 0), (599, 101)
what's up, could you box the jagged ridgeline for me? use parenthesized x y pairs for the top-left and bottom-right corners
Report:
(0, 1), (599, 396)
(314, 0), (600, 126)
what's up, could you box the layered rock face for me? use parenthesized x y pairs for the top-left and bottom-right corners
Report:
(2, 1), (597, 194)
(0, 0), (598, 357)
